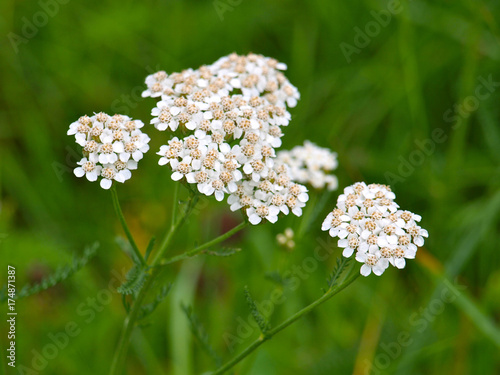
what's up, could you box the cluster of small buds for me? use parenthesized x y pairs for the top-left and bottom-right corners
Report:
(276, 141), (338, 191)
(68, 113), (150, 189)
(227, 163), (309, 225)
(321, 182), (428, 276)
(277, 228), (295, 249)
(147, 53), (306, 223)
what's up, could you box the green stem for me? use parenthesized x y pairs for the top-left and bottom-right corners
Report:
(151, 194), (199, 266)
(110, 192), (246, 375)
(110, 194), (198, 375)
(111, 186), (145, 266)
(171, 182), (180, 226)
(159, 221), (248, 266)
(109, 268), (159, 375)
(210, 271), (361, 375)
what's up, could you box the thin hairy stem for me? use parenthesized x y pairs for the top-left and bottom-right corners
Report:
(109, 194), (198, 375)
(109, 194), (247, 375)
(210, 271), (361, 375)
(151, 194), (199, 266)
(171, 182), (180, 226)
(159, 221), (248, 266)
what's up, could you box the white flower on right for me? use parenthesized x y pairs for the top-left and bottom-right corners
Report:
(322, 182), (428, 277)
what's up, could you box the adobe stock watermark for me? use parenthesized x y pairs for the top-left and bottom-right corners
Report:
(213, 0), (243, 21)
(363, 278), (466, 374)
(16, 268), (128, 375)
(52, 145), (81, 183)
(339, 0), (407, 63)
(222, 236), (338, 353)
(8, 0), (70, 54)
(385, 75), (500, 186)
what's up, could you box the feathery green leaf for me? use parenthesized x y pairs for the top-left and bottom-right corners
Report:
(0, 243), (98, 303)
(244, 286), (271, 334)
(181, 304), (222, 367)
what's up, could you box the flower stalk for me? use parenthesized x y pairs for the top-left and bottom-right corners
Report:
(209, 268), (360, 375)
(159, 221), (248, 266)
(111, 186), (145, 266)
(109, 268), (158, 375)
(109, 189), (248, 375)
(109, 192), (197, 375)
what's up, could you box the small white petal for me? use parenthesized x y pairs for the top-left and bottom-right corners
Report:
(360, 264), (372, 276)
(269, 206), (280, 216)
(215, 191), (224, 201)
(120, 169), (132, 180)
(86, 171), (98, 181)
(249, 214), (261, 225)
(373, 265), (385, 276)
(100, 179), (112, 189)
(113, 142), (124, 153)
(132, 150), (143, 161)
(98, 154), (108, 164)
(377, 237), (388, 247)
(414, 236), (424, 247)
(338, 239), (348, 248)
(395, 258), (406, 269)
(108, 153), (118, 163)
(171, 172), (183, 181)
(243, 164), (253, 174)
(343, 247), (354, 258)
(267, 215), (278, 224)
(338, 229), (348, 239)
(74, 167), (85, 177)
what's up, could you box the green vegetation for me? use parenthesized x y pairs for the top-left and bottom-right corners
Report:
(1, 0), (500, 374)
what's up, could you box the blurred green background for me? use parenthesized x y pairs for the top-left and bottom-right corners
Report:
(2, 0), (500, 374)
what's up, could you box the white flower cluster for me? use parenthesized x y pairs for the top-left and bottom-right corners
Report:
(227, 163), (308, 224)
(321, 182), (428, 276)
(145, 53), (308, 224)
(68, 113), (150, 189)
(276, 141), (338, 191)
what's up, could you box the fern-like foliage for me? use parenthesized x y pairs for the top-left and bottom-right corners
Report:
(117, 265), (148, 296)
(137, 283), (172, 320)
(0, 242), (98, 303)
(326, 257), (351, 290)
(181, 304), (222, 367)
(244, 286), (271, 334)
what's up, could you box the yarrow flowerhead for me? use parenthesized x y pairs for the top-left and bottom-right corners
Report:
(322, 182), (428, 276)
(276, 141), (338, 191)
(227, 163), (309, 224)
(145, 53), (308, 224)
(68, 113), (150, 189)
